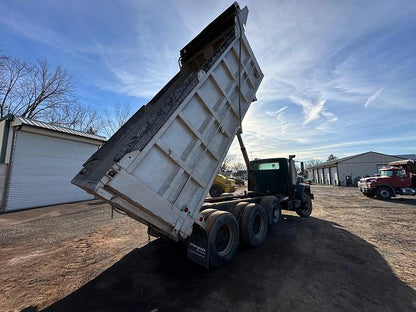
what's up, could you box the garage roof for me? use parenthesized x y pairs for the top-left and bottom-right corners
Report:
(14, 116), (106, 142)
(307, 151), (405, 170)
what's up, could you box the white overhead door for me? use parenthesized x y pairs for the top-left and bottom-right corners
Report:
(330, 166), (338, 185)
(324, 168), (330, 184)
(5, 131), (97, 211)
(318, 169), (324, 184)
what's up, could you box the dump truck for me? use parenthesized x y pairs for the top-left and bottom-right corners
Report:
(358, 159), (416, 200)
(72, 2), (313, 268)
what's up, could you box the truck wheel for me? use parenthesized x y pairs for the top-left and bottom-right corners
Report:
(209, 184), (224, 197)
(240, 203), (268, 247)
(296, 194), (312, 217)
(260, 196), (281, 228)
(364, 191), (374, 197)
(376, 187), (392, 200)
(231, 202), (249, 223)
(205, 211), (239, 268)
(201, 208), (218, 221)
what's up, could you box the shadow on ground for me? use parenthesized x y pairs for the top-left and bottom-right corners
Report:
(387, 197), (416, 206)
(39, 216), (416, 312)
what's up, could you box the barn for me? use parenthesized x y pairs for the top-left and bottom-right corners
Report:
(0, 115), (105, 212)
(307, 151), (405, 186)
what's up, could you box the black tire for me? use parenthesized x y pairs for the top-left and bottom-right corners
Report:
(231, 201), (250, 223)
(364, 191), (374, 197)
(201, 208), (218, 221)
(239, 203), (268, 247)
(296, 194), (312, 217)
(260, 196), (281, 228)
(209, 184), (224, 197)
(205, 211), (239, 268)
(376, 187), (392, 200)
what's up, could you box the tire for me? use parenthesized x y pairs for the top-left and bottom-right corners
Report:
(364, 191), (374, 197)
(201, 208), (218, 221)
(205, 211), (239, 268)
(231, 201), (250, 223)
(376, 187), (392, 200)
(260, 196), (281, 228)
(239, 203), (268, 247)
(209, 184), (224, 197)
(296, 194), (312, 217)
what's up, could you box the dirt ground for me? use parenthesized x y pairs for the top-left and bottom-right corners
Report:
(0, 185), (415, 312)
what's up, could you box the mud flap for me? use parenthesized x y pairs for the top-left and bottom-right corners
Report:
(187, 224), (209, 268)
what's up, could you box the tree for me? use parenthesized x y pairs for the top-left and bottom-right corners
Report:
(0, 54), (100, 132)
(221, 154), (236, 173)
(305, 159), (323, 168)
(102, 102), (134, 137)
(327, 154), (338, 162)
(232, 162), (246, 173)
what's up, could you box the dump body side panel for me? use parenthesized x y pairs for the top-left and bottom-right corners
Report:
(72, 3), (263, 241)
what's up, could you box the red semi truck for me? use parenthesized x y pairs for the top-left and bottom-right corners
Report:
(358, 160), (416, 200)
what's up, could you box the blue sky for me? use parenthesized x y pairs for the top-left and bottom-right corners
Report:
(1, 0), (415, 162)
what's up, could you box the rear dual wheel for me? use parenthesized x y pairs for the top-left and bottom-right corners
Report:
(205, 202), (269, 267)
(260, 196), (282, 229)
(230, 202), (268, 247)
(239, 203), (268, 247)
(205, 211), (239, 268)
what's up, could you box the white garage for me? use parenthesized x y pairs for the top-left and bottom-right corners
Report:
(0, 115), (105, 212)
(307, 151), (404, 186)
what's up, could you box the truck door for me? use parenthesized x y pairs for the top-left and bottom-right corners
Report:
(395, 169), (410, 187)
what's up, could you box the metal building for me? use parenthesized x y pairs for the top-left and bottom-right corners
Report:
(0, 115), (105, 212)
(307, 151), (404, 186)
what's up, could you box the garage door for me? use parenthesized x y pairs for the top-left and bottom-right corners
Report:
(313, 169), (318, 183)
(324, 168), (330, 184)
(318, 169), (324, 184)
(330, 166), (338, 185)
(5, 131), (98, 211)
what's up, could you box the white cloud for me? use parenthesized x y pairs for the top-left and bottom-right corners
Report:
(290, 96), (329, 126)
(364, 88), (384, 108)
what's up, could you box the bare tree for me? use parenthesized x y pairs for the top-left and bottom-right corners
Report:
(221, 154), (236, 173)
(305, 159), (323, 168)
(232, 162), (246, 173)
(0, 55), (101, 133)
(102, 102), (134, 137)
(44, 101), (102, 133)
(326, 154), (338, 162)
(0, 56), (28, 117)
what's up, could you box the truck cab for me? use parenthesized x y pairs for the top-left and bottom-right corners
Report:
(249, 157), (313, 200)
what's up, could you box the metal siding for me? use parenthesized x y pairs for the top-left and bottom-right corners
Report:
(5, 131), (97, 211)
(339, 153), (403, 186)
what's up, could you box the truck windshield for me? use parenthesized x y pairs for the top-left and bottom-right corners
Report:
(381, 170), (394, 177)
(256, 162), (280, 170)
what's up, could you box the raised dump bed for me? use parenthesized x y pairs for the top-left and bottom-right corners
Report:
(72, 3), (263, 245)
